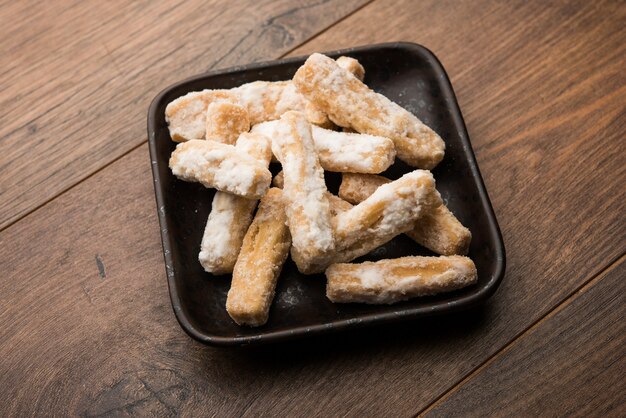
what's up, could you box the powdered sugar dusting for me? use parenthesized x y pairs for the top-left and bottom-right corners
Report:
(234, 81), (307, 125)
(326, 256), (477, 304)
(169, 140), (270, 199)
(271, 111), (334, 270)
(330, 170), (439, 265)
(311, 125), (396, 173)
(293, 53), (445, 169)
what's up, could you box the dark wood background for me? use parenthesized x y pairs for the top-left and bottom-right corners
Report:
(1, 0), (624, 416)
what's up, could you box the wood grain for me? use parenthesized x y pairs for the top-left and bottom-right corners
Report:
(424, 258), (626, 417)
(0, 0), (624, 416)
(0, 0), (369, 230)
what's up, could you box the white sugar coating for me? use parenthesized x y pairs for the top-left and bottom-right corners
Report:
(272, 112), (334, 263)
(165, 90), (212, 141)
(198, 133), (271, 274)
(252, 122), (395, 173)
(169, 140), (270, 199)
(234, 81), (307, 124)
(334, 170), (435, 243)
(326, 256), (478, 304)
(357, 265), (384, 289)
(328, 170), (441, 266)
(335, 56), (365, 81)
(310, 125), (396, 173)
(199, 192), (256, 274)
(199, 194), (236, 270)
(250, 120), (279, 138)
(235, 132), (272, 166)
(165, 89), (240, 142)
(293, 53), (445, 169)
(205, 101), (249, 145)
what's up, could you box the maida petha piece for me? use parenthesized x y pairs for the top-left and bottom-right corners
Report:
(236, 56), (366, 126)
(339, 173), (472, 255)
(319, 170), (442, 273)
(205, 101), (250, 145)
(199, 133), (272, 274)
(226, 188), (292, 326)
(234, 81), (310, 125)
(272, 170), (352, 216)
(293, 53), (445, 169)
(199, 192), (257, 275)
(169, 139), (271, 199)
(326, 255), (477, 304)
(165, 57), (368, 142)
(310, 124), (395, 173)
(165, 90), (239, 142)
(251, 120), (396, 173)
(335, 56), (365, 81)
(271, 111), (335, 274)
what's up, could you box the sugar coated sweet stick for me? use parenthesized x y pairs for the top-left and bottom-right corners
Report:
(326, 255), (477, 304)
(226, 188), (292, 326)
(271, 111), (335, 274)
(252, 120), (396, 173)
(293, 53), (445, 169)
(338, 172), (390, 204)
(273, 170), (352, 216)
(234, 132), (273, 165)
(307, 56), (366, 127)
(234, 81), (309, 125)
(199, 133), (272, 274)
(235, 56), (366, 126)
(250, 120), (280, 162)
(323, 170), (441, 272)
(339, 173), (472, 255)
(169, 139), (271, 199)
(165, 57), (366, 142)
(205, 101), (250, 145)
(310, 125), (395, 173)
(335, 56), (365, 81)
(235, 82), (332, 128)
(199, 193), (257, 275)
(165, 90), (239, 142)
(304, 101), (335, 128)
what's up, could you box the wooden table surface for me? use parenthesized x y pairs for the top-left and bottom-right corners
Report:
(1, 0), (624, 416)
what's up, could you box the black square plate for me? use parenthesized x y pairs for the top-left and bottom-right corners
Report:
(148, 42), (505, 346)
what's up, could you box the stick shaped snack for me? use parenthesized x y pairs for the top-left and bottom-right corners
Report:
(310, 125), (395, 173)
(252, 120), (396, 173)
(323, 170), (441, 272)
(306, 56), (364, 127)
(205, 101), (250, 145)
(293, 53), (445, 169)
(234, 81), (311, 125)
(271, 111), (335, 274)
(338, 172), (389, 204)
(326, 255), (477, 304)
(336, 56), (365, 81)
(165, 90), (239, 142)
(166, 56), (368, 141)
(237, 57), (366, 127)
(272, 170), (352, 216)
(339, 173), (472, 255)
(226, 188), (292, 326)
(169, 139), (271, 199)
(199, 133), (272, 274)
